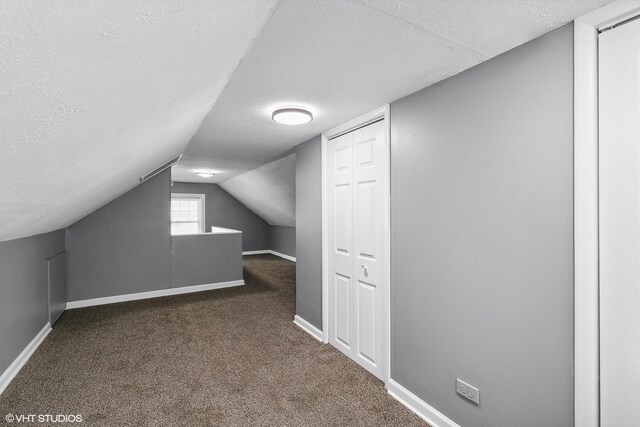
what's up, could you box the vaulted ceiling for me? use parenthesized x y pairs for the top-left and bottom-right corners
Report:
(1, 0), (613, 242)
(219, 154), (296, 227)
(172, 0), (613, 184)
(0, 1), (279, 241)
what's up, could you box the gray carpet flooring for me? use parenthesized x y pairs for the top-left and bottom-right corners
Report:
(0, 254), (425, 426)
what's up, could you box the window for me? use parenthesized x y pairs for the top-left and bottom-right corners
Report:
(170, 193), (205, 235)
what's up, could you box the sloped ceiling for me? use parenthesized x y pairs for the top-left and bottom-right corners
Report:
(0, 0), (279, 242)
(2, 0), (614, 241)
(219, 154), (295, 227)
(171, 0), (613, 184)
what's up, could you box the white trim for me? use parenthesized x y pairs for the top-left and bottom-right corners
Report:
(293, 315), (323, 341)
(321, 104), (391, 383)
(172, 232), (238, 237)
(324, 106), (388, 139)
(210, 226), (242, 234)
(574, 3), (640, 425)
(0, 323), (52, 396)
(573, 19), (600, 427)
(321, 132), (329, 344)
(270, 250), (296, 262)
(66, 280), (245, 309)
(383, 104), (391, 386)
(578, 1), (640, 29)
(387, 379), (460, 427)
(242, 250), (296, 262)
(242, 250), (271, 255)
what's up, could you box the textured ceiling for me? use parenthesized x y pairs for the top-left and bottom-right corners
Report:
(0, 0), (279, 241)
(219, 154), (296, 227)
(356, 0), (608, 58)
(172, 0), (613, 184)
(1, 0), (614, 241)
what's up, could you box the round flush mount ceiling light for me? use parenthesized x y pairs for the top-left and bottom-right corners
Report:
(195, 170), (216, 178)
(272, 107), (313, 125)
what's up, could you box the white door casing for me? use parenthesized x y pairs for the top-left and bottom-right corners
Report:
(325, 108), (389, 381)
(574, 3), (640, 425)
(599, 16), (640, 427)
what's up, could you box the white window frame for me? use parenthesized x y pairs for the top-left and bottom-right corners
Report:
(170, 193), (206, 234)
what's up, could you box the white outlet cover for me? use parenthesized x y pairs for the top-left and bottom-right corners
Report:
(456, 378), (480, 405)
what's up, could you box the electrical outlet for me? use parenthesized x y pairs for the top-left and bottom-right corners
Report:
(456, 378), (480, 405)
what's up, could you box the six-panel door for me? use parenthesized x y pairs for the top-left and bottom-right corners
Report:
(328, 119), (386, 379)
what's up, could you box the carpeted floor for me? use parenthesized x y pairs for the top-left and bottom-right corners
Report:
(0, 255), (425, 426)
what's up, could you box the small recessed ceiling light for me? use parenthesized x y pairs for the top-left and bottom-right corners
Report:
(195, 170), (216, 178)
(272, 107), (313, 125)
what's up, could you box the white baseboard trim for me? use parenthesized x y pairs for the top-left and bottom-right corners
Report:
(270, 250), (296, 262)
(387, 378), (460, 427)
(293, 315), (323, 342)
(242, 250), (271, 255)
(242, 250), (296, 262)
(66, 280), (245, 309)
(0, 323), (52, 396)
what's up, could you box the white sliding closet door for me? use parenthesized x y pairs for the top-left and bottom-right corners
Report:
(327, 119), (387, 379)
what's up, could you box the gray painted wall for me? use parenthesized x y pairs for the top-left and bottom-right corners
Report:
(270, 225), (296, 257)
(0, 230), (64, 376)
(66, 170), (172, 301)
(390, 25), (574, 427)
(294, 136), (322, 329)
(171, 234), (243, 287)
(47, 251), (66, 325)
(171, 182), (270, 251)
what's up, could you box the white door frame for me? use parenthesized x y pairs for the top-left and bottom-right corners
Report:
(574, 2), (640, 426)
(321, 104), (391, 384)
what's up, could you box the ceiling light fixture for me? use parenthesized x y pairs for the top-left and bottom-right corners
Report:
(272, 107), (313, 125)
(195, 170), (216, 178)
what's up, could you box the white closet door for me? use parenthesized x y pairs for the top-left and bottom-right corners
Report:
(328, 119), (386, 379)
(351, 121), (385, 376)
(599, 17), (640, 427)
(329, 131), (355, 355)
